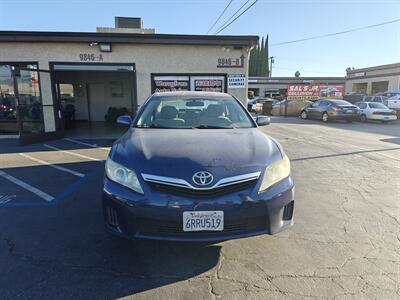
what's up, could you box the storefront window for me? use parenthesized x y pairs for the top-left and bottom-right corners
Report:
(0, 63), (43, 134)
(152, 75), (226, 93)
(0, 65), (18, 133)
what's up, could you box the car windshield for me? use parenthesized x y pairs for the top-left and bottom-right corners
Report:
(330, 100), (352, 106)
(135, 95), (255, 129)
(369, 102), (387, 109)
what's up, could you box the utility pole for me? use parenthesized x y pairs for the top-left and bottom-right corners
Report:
(269, 56), (275, 77)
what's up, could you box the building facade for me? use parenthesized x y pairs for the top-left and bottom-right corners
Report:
(345, 63), (400, 95)
(0, 29), (257, 143)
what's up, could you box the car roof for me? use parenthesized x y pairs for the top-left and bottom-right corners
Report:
(152, 91), (232, 98)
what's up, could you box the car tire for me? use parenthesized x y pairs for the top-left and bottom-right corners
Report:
(300, 111), (307, 119)
(360, 114), (367, 122)
(322, 112), (329, 122)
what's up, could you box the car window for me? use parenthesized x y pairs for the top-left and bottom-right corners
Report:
(364, 96), (373, 102)
(357, 103), (366, 109)
(330, 100), (352, 106)
(135, 95), (255, 129)
(369, 102), (387, 109)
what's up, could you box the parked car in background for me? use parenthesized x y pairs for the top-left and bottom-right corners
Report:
(271, 99), (312, 117)
(386, 95), (400, 115)
(355, 102), (397, 123)
(343, 92), (365, 103)
(362, 95), (388, 104)
(300, 99), (359, 122)
(361, 95), (400, 115)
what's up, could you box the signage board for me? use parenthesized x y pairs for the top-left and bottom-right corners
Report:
(287, 84), (345, 100)
(228, 74), (246, 89)
(194, 79), (223, 92)
(153, 76), (190, 92)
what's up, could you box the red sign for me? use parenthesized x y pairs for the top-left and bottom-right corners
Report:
(287, 84), (344, 100)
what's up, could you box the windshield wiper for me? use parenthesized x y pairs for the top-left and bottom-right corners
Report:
(193, 125), (234, 129)
(135, 124), (173, 129)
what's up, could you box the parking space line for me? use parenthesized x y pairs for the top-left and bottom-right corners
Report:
(43, 144), (102, 162)
(0, 170), (53, 202)
(19, 153), (85, 178)
(63, 138), (110, 150)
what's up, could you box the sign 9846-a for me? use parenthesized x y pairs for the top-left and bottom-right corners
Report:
(79, 53), (104, 62)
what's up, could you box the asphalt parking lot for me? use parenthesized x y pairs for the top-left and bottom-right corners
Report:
(0, 118), (399, 299)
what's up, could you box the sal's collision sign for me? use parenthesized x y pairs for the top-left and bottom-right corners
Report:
(287, 84), (344, 100)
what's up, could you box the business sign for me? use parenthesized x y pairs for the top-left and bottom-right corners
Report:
(228, 74), (246, 89)
(153, 76), (190, 92)
(287, 84), (345, 100)
(194, 79), (223, 92)
(217, 55), (245, 68)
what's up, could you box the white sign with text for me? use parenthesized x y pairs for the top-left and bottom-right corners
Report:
(228, 74), (246, 89)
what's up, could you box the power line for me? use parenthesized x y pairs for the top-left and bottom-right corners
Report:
(206, 0), (234, 34)
(215, 0), (259, 34)
(213, 0), (252, 34)
(271, 18), (400, 46)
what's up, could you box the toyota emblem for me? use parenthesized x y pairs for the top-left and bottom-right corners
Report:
(192, 171), (213, 186)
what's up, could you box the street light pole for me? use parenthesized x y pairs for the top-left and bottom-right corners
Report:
(269, 56), (275, 77)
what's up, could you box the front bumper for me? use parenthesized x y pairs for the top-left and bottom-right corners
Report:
(102, 176), (295, 242)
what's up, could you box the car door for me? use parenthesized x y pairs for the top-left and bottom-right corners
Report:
(358, 102), (367, 117)
(307, 101), (321, 119)
(316, 100), (329, 119)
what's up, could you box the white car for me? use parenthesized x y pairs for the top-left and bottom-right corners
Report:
(362, 95), (400, 113)
(355, 102), (397, 123)
(387, 95), (400, 113)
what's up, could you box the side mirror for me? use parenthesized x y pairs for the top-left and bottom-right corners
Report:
(256, 115), (270, 126)
(117, 115), (132, 125)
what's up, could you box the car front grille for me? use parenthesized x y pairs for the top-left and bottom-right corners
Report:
(136, 216), (268, 237)
(148, 179), (257, 198)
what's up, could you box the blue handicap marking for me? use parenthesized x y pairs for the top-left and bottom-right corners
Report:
(0, 173), (95, 207)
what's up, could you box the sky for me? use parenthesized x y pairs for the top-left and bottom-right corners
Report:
(1, 0), (399, 77)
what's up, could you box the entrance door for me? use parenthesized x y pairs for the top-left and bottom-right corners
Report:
(12, 65), (63, 145)
(88, 83), (106, 121)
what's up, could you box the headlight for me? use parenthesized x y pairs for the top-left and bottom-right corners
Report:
(259, 155), (291, 192)
(105, 157), (144, 194)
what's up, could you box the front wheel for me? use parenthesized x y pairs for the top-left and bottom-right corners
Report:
(300, 111), (308, 120)
(360, 114), (367, 122)
(322, 112), (329, 122)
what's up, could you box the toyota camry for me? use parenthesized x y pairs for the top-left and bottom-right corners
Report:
(103, 91), (294, 242)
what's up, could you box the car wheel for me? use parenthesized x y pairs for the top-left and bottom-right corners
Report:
(322, 112), (329, 122)
(300, 111), (308, 119)
(360, 114), (367, 122)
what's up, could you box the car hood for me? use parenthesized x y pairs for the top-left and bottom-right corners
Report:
(111, 128), (283, 180)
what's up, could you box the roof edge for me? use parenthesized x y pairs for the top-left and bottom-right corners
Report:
(0, 30), (259, 46)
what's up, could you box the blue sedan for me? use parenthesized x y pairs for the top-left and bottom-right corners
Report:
(103, 91), (294, 242)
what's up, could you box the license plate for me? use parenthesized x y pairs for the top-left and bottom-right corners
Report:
(183, 211), (224, 232)
(346, 109), (353, 113)
(384, 117), (389, 119)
